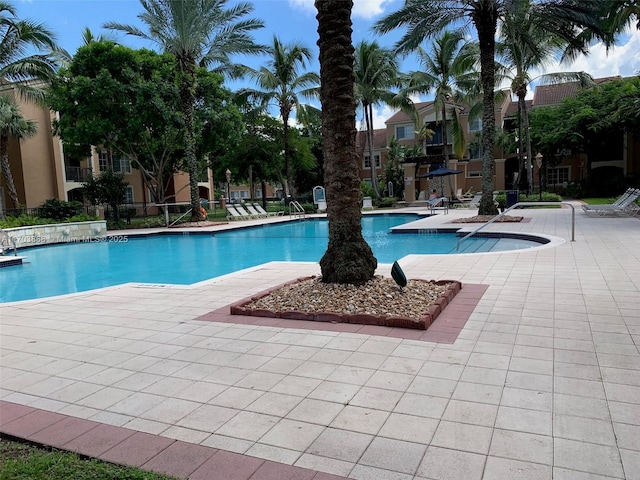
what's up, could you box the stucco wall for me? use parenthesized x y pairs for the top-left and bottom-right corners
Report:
(5, 220), (108, 250)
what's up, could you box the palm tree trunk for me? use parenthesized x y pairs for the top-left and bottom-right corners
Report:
(475, 10), (499, 216)
(282, 106), (292, 198)
(180, 62), (202, 222)
(365, 103), (380, 198)
(316, 0), (377, 284)
(0, 135), (19, 208)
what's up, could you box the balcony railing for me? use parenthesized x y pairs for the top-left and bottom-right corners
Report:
(65, 167), (93, 182)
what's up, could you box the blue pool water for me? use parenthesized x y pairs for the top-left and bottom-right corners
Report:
(1, 215), (542, 302)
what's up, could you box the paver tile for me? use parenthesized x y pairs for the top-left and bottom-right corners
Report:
(216, 411), (279, 441)
(99, 430), (174, 467)
(554, 438), (624, 478)
(431, 421), (493, 455)
(416, 446), (485, 480)
(359, 436), (426, 474)
(190, 450), (264, 480)
(483, 456), (551, 480)
(307, 428), (372, 463)
(260, 419), (324, 451)
(63, 423), (136, 457)
(249, 460), (316, 480)
(329, 406), (389, 435)
(142, 440), (216, 478)
(489, 428), (553, 465)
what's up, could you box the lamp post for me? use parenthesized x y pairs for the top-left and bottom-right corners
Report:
(225, 168), (231, 203)
(535, 153), (543, 201)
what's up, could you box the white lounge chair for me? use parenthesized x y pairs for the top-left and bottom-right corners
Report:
(427, 197), (448, 214)
(235, 205), (259, 219)
(253, 203), (283, 217)
(226, 205), (250, 221)
(582, 188), (640, 216)
(246, 205), (267, 218)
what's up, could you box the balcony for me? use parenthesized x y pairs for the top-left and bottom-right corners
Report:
(65, 167), (93, 183)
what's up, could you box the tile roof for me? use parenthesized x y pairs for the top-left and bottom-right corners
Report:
(532, 76), (621, 106)
(356, 128), (388, 150)
(385, 101), (433, 124)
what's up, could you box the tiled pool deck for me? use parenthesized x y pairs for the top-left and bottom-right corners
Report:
(1, 204), (639, 479)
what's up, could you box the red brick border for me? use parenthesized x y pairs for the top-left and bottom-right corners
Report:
(198, 283), (488, 344)
(229, 277), (463, 330)
(0, 400), (347, 480)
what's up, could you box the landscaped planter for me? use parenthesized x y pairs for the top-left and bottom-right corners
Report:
(5, 221), (108, 250)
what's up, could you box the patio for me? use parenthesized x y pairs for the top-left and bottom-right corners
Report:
(1, 204), (639, 479)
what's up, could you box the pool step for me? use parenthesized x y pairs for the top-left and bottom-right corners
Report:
(455, 237), (500, 253)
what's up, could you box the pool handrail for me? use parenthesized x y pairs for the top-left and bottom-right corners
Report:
(456, 201), (575, 251)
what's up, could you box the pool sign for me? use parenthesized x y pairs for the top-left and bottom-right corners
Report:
(312, 186), (326, 205)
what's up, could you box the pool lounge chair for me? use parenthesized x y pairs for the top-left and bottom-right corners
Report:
(235, 205), (260, 219)
(246, 205), (267, 218)
(582, 188), (640, 216)
(253, 203), (284, 217)
(427, 196), (448, 214)
(226, 205), (250, 221)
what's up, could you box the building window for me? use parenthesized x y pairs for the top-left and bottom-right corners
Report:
(113, 153), (132, 174)
(98, 151), (109, 172)
(395, 124), (413, 140)
(469, 118), (482, 132)
(364, 155), (381, 169)
(98, 151), (132, 174)
(123, 186), (134, 204)
(547, 166), (570, 185)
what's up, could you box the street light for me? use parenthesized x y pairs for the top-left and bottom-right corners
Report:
(225, 168), (231, 203)
(535, 153), (543, 201)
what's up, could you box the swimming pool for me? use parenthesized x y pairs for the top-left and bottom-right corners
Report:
(1, 215), (544, 302)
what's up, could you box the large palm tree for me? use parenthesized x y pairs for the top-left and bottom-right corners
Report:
(498, 4), (593, 194)
(0, 1), (60, 209)
(0, 96), (36, 208)
(403, 31), (478, 163)
(239, 36), (319, 198)
(106, 0), (264, 221)
(315, 0), (377, 284)
(375, 0), (607, 215)
(354, 40), (414, 199)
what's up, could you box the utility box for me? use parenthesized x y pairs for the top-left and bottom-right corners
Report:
(506, 190), (519, 208)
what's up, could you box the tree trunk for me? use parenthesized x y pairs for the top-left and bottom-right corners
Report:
(180, 61), (203, 222)
(365, 103), (380, 198)
(282, 106), (294, 198)
(0, 135), (19, 208)
(316, 0), (377, 284)
(474, 7), (499, 216)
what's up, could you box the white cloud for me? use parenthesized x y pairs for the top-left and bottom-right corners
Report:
(533, 29), (640, 83)
(356, 104), (395, 130)
(288, 0), (394, 19)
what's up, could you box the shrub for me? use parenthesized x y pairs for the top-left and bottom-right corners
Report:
(39, 199), (84, 221)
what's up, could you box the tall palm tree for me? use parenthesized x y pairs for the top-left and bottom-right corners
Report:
(0, 1), (61, 209)
(354, 40), (414, 199)
(0, 96), (36, 207)
(315, 0), (377, 284)
(239, 36), (319, 198)
(106, 0), (264, 221)
(498, 5), (593, 194)
(403, 31), (478, 163)
(375, 0), (607, 215)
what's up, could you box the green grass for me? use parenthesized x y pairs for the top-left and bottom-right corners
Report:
(581, 197), (618, 205)
(0, 439), (178, 480)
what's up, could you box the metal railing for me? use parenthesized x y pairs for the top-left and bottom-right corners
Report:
(456, 201), (576, 251)
(65, 166), (93, 182)
(289, 200), (306, 219)
(0, 228), (17, 256)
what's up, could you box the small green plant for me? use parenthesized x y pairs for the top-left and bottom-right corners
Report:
(39, 198), (84, 221)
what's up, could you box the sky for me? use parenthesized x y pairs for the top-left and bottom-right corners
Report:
(15, 0), (640, 129)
